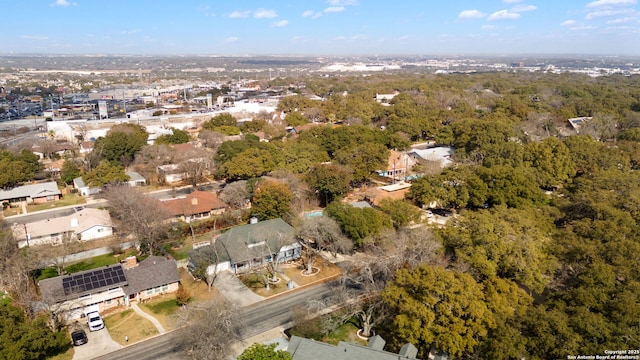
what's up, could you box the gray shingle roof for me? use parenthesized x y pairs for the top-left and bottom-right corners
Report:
(287, 336), (421, 360)
(39, 264), (128, 302)
(217, 218), (295, 264)
(0, 181), (61, 201)
(124, 256), (180, 296)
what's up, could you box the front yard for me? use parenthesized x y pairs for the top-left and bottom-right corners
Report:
(104, 309), (159, 345)
(2, 193), (86, 217)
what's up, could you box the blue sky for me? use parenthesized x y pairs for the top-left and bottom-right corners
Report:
(2, 0), (639, 56)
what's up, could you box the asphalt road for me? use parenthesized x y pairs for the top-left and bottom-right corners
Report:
(93, 281), (337, 360)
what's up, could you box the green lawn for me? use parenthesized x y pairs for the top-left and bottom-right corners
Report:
(37, 252), (136, 280)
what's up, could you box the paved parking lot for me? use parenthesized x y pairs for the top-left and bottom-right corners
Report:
(70, 323), (121, 360)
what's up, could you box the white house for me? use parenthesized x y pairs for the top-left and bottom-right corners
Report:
(73, 177), (101, 197)
(13, 208), (113, 248)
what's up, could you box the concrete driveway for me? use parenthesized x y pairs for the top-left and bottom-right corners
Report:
(71, 323), (121, 360)
(214, 270), (263, 307)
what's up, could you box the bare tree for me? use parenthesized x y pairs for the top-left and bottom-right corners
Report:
(101, 185), (172, 256)
(33, 233), (81, 276)
(0, 230), (40, 318)
(246, 231), (294, 290)
(331, 227), (443, 337)
(298, 216), (351, 274)
(177, 147), (213, 187)
(198, 129), (226, 152)
(219, 180), (250, 209)
(174, 298), (244, 360)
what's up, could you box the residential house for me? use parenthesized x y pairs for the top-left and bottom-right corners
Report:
(123, 256), (181, 303)
(377, 150), (417, 182)
(189, 218), (301, 276)
(366, 182), (412, 206)
(157, 164), (184, 184)
(287, 335), (420, 360)
(79, 141), (94, 154)
(38, 255), (180, 322)
(125, 171), (146, 187)
(0, 181), (61, 205)
(73, 176), (100, 196)
(374, 91), (400, 105)
(13, 208), (113, 248)
(31, 143), (76, 160)
(160, 190), (226, 223)
(408, 146), (455, 169)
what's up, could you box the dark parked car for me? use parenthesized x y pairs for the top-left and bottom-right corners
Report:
(71, 329), (88, 346)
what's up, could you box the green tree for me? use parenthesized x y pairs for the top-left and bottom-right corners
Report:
(0, 150), (43, 188)
(377, 199), (422, 229)
(60, 159), (82, 185)
(83, 161), (129, 187)
(92, 123), (148, 166)
(439, 206), (558, 293)
(305, 163), (352, 206)
(382, 265), (495, 358)
(334, 142), (389, 184)
(523, 137), (576, 189)
(0, 302), (70, 359)
(251, 180), (293, 220)
(154, 127), (190, 145)
(202, 113), (237, 129)
(223, 147), (279, 180)
(237, 343), (292, 360)
(284, 111), (308, 127)
(325, 202), (393, 247)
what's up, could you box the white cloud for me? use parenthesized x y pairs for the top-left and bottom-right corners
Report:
(302, 10), (322, 18)
(481, 25), (498, 30)
(511, 4), (537, 12)
(487, 10), (521, 21)
(458, 9), (486, 19)
(254, 9), (277, 19)
(324, 6), (345, 13)
(503, 0), (522, 3)
(334, 36), (346, 40)
(351, 34), (368, 40)
(21, 35), (48, 40)
(228, 10), (250, 19)
(586, 0), (636, 8)
(271, 20), (288, 27)
(607, 16), (638, 23)
(121, 29), (139, 35)
(224, 37), (239, 43)
(52, 0), (76, 6)
(586, 8), (635, 19)
(561, 19), (578, 26)
(327, 0), (358, 5)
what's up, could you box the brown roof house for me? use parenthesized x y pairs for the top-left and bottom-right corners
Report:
(38, 255), (180, 322)
(160, 190), (226, 223)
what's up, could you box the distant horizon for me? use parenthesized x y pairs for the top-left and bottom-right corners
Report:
(2, 0), (639, 57)
(2, 52), (640, 59)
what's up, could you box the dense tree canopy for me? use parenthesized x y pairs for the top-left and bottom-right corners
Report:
(237, 343), (292, 360)
(0, 150), (42, 189)
(154, 127), (190, 145)
(251, 180), (293, 221)
(0, 302), (69, 360)
(91, 123), (148, 166)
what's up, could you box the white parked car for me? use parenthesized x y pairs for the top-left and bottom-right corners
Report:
(86, 311), (104, 331)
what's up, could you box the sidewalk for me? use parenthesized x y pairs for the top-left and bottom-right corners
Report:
(130, 303), (166, 334)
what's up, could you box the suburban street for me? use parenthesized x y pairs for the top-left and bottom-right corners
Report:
(93, 281), (337, 360)
(3, 181), (225, 225)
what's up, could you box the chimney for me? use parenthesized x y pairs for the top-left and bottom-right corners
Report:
(191, 197), (198, 205)
(70, 218), (79, 227)
(399, 343), (418, 359)
(124, 256), (138, 269)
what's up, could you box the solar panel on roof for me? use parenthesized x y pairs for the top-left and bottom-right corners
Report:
(61, 265), (127, 296)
